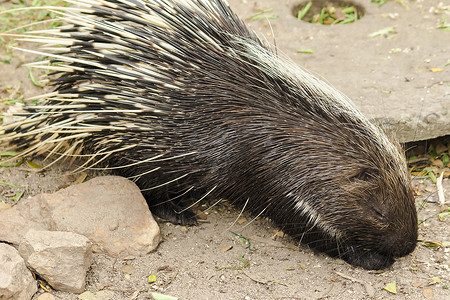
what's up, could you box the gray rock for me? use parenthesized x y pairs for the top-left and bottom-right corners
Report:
(0, 243), (37, 300)
(0, 176), (160, 257)
(18, 230), (93, 293)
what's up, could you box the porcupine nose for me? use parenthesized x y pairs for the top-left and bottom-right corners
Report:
(385, 223), (418, 257)
(394, 236), (416, 257)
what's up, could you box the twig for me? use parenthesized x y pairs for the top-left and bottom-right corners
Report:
(436, 171), (445, 207)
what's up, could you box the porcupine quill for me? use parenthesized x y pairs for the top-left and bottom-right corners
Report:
(1, 0), (417, 270)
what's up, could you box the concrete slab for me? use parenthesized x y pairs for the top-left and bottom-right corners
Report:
(228, 0), (449, 142)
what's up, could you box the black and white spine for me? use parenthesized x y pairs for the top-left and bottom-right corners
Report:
(1, 0), (417, 270)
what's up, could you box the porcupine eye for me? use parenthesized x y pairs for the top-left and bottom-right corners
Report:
(371, 205), (386, 221)
(348, 169), (386, 221)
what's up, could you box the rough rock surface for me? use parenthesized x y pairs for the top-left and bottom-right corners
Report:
(0, 243), (37, 300)
(0, 176), (160, 257)
(18, 230), (93, 293)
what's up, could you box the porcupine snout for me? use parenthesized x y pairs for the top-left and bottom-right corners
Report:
(382, 180), (418, 259)
(379, 205), (418, 258)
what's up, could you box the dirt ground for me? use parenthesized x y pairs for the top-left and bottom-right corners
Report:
(1, 164), (449, 300)
(0, 0), (449, 299)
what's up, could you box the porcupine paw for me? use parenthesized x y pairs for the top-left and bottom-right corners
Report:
(150, 202), (198, 226)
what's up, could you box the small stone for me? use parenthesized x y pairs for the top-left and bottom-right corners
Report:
(237, 218), (247, 225)
(220, 245), (233, 253)
(0, 243), (37, 300)
(19, 230), (93, 293)
(423, 287), (433, 299)
(0, 202), (12, 211)
(121, 264), (136, 274)
(37, 293), (56, 300)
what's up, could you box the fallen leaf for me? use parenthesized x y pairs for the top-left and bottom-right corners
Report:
(297, 49), (314, 54)
(438, 211), (450, 221)
(195, 209), (207, 220)
(0, 202), (12, 211)
(413, 184), (425, 196)
(431, 159), (444, 168)
(38, 280), (51, 293)
(237, 218), (247, 225)
(442, 154), (449, 166)
(423, 287), (433, 299)
(427, 170), (437, 183)
(272, 229), (285, 237)
(151, 292), (178, 300)
(368, 26), (397, 38)
(74, 172), (88, 184)
(156, 265), (174, 272)
(435, 143), (448, 154)
(412, 281), (422, 288)
(148, 274), (158, 283)
(220, 245), (233, 253)
(296, 1), (312, 20)
(121, 264), (135, 274)
(26, 160), (42, 169)
(0, 181), (24, 189)
(427, 277), (441, 285)
(423, 241), (443, 248)
(383, 281), (397, 294)
(0, 151), (18, 156)
(429, 68), (443, 72)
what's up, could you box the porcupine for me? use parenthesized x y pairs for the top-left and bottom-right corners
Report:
(1, 0), (417, 270)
